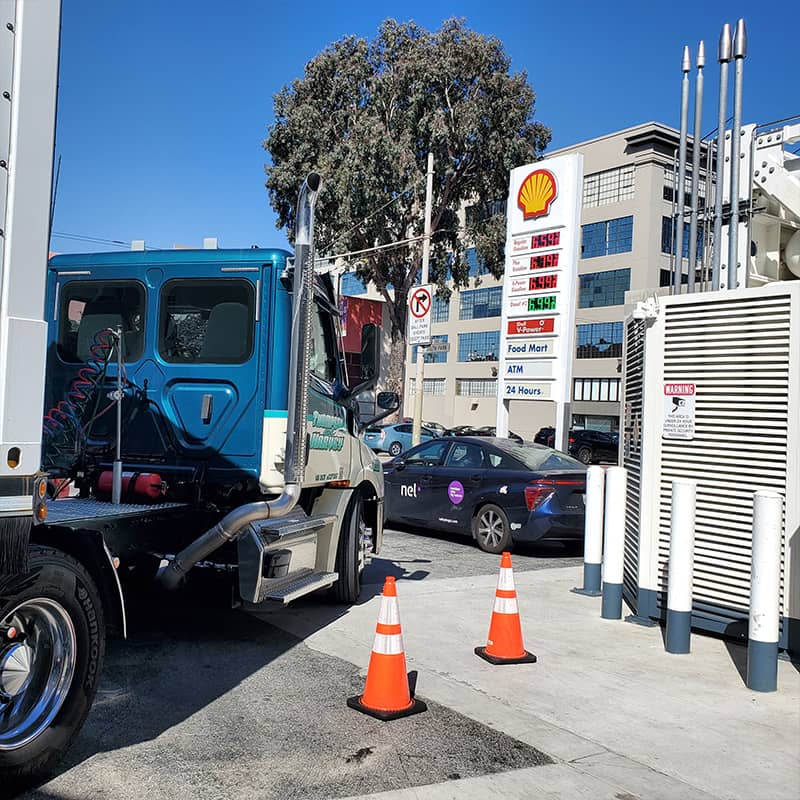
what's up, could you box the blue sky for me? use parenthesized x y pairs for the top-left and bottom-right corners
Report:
(51, 0), (795, 254)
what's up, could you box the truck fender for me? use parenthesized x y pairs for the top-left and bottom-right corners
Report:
(30, 526), (127, 638)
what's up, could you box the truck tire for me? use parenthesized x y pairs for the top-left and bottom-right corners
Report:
(331, 493), (365, 604)
(0, 546), (105, 792)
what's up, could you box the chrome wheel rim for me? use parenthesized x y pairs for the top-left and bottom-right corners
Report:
(478, 510), (505, 549)
(0, 598), (76, 750)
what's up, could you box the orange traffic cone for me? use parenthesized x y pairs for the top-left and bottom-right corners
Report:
(347, 576), (427, 720)
(475, 551), (537, 665)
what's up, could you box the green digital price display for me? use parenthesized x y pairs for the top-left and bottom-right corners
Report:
(527, 294), (557, 312)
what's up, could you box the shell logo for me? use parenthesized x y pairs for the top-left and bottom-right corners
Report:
(517, 169), (557, 220)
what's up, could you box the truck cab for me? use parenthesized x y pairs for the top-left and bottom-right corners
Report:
(44, 247), (378, 504)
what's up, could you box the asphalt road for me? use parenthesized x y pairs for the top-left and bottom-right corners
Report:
(17, 526), (580, 800)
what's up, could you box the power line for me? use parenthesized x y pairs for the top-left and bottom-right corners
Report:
(51, 231), (129, 248)
(333, 184), (419, 244)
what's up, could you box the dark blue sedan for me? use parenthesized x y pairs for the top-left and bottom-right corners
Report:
(383, 437), (586, 553)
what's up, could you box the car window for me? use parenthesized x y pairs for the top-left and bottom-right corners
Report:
(504, 443), (584, 470)
(405, 440), (450, 466)
(445, 442), (484, 469)
(486, 450), (519, 469)
(395, 424), (412, 434)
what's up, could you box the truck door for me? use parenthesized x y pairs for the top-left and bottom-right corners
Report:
(147, 272), (264, 483)
(304, 293), (352, 485)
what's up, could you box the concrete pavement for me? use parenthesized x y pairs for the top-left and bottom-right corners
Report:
(261, 562), (800, 800)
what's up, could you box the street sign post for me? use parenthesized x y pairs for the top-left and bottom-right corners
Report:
(496, 154), (583, 452)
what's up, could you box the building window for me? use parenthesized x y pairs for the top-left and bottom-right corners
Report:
(581, 216), (633, 259)
(576, 322), (623, 359)
(432, 295), (449, 323)
(408, 378), (446, 396)
(663, 168), (707, 207)
(659, 269), (689, 287)
(579, 268), (631, 308)
(582, 166), (635, 207)
(458, 330), (500, 362)
(456, 378), (498, 397)
(572, 414), (619, 433)
(661, 216), (704, 260)
(465, 247), (491, 278)
(340, 272), (366, 296)
(460, 286), (502, 320)
(412, 334), (448, 364)
(573, 377), (621, 402)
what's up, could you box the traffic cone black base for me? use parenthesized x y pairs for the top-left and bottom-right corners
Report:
(346, 694), (428, 721)
(474, 645), (537, 665)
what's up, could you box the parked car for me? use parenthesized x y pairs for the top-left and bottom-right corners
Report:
(444, 425), (524, 443)
(534, 426), (555, 445)
(384, 436), (586, 553)
(363, 422), (439, 456)
(568, 429), (619, 464)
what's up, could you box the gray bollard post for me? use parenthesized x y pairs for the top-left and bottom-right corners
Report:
(665, 479), (697, 654)
(601, 466), (627, 619)
(746, 490), (783, 692)
(573, 466), (605, 596)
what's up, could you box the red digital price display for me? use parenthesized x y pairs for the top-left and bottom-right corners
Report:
(529, 231), (560, 250)
(529, 252), (560, 269)
(529, 273), (558, 291)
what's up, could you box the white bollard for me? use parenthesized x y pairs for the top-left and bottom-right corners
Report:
(746, 490), (783, 692)
(665, 479), (696, 654)
(601, 466), (627, 619)
(574, 466), (605, 596)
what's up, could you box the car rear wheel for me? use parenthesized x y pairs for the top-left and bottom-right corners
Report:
(576, 446), (592, 464)
(473, 504), (512, 554)
(388, 441), (402, 457)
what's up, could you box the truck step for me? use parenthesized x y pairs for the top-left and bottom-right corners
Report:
(238, 511), (339, 604)
(261, 568), (338, 604)
(248, 511), (334, 544)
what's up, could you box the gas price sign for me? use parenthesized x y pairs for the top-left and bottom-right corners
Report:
(527, 294), (557, 312)
(529, 273), (558, 291)
(498, 153), (582, 413)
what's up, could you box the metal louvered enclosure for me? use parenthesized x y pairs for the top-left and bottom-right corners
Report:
(621, 282), (799, 653)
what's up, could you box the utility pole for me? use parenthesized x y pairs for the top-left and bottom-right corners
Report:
(411, 152), (434, 447)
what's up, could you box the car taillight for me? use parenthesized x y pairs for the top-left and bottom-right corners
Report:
(568, 436), (575, 444)
(525, 481), (555, 511)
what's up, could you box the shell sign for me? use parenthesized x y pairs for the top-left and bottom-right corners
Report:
(517, 169), (557, 220)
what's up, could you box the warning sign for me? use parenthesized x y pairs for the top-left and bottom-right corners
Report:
(408, 284), (433, 345)
(663, 383), (696, 440)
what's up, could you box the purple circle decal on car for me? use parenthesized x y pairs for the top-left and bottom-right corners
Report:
(448, 480), (465, 504)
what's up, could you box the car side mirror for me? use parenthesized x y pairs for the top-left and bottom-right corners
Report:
(393, 457), (406, 470)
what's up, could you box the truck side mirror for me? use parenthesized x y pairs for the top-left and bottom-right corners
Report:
(360, 323), (380, 384)
(377, 390), (399, 410)
(358, 390), (399, 432)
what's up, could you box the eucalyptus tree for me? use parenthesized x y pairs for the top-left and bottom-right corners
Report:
(265, 17), (550, 390)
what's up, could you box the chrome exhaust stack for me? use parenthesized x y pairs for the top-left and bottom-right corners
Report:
(158, 174), (323, 590)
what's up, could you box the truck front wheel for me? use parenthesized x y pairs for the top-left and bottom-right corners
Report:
(0, 546), (105, 791)
(331, 493), (366, 604)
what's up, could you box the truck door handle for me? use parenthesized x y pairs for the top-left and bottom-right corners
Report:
(201, 394), (213, 424)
